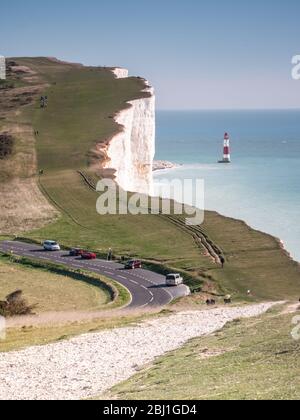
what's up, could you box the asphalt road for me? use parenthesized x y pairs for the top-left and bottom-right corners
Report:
(0, 241), (190, 309)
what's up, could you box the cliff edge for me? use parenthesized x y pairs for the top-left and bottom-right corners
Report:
(98, 69), (156, 195)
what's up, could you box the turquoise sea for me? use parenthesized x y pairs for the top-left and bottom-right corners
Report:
(153, 110), (300, 262)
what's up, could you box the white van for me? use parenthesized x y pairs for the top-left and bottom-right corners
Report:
(166, 273), (183, 287)
(43, 240), (61, 251)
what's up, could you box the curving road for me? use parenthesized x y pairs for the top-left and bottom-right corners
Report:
(0, 241), (190, 309)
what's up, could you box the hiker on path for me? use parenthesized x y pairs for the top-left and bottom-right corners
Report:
(220, 256), (225, 268)
(224, 294), (232, 304)
(107, 248), (113, 262)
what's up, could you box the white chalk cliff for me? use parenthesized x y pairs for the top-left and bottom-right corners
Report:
(111, 67), (129, 79)
(100, 70), (155, 195)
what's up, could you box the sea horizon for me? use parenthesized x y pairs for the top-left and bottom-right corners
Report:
(156, 108), (300, 112)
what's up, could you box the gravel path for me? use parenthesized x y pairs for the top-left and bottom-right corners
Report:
(0, 303), (277, 400)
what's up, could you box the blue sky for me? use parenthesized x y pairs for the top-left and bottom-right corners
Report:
(1, 0), (300, 109)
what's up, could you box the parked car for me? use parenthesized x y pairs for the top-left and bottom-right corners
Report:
(125, 260), (142, 270)
(81, 251), (97, 260)
(69, 248), (84, 257)
(166, 273), (184, 287)
(43, 240), (61, 251)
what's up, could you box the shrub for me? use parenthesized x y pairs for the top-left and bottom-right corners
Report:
(0, 290), (36, 318)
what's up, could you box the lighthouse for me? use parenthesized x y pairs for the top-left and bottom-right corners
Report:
(218, 132), (231, 163)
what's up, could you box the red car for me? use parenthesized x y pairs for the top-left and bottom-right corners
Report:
(125, 260), (142, 270)
(81, 251), (97, 260)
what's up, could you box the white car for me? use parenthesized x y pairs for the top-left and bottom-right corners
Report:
(166, 273), (184, 287)
(43, 240), (61, 251)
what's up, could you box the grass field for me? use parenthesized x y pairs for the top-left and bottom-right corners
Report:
(0, 255), (112, 313)
(1, 57), (300, 302)
(109, 306), (300, 400)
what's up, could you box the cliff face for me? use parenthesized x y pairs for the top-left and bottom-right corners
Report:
(111, 67), (129, 79)
(100, 71), (155, 195)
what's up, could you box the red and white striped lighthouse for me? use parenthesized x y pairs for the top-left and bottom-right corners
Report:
(219, 132), (231, 163)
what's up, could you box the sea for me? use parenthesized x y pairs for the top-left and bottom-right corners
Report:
(153, 110), (300, 262)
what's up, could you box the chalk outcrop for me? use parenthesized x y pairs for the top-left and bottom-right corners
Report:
(111, 67), (129, 79)
(98, 71), (156, 195)
(153, 160), (181, 171)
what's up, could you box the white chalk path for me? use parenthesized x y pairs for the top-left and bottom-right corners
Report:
(0, 303), (277, 400)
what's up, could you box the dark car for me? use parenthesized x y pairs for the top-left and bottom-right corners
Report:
(81, 251), (97, 260)
(125, 260), (142, 270)
(69, 248), (84, 256)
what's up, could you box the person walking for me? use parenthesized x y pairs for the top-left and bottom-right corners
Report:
(220, 256), (225, 268)
(224, 294), (232, 304)
(107, 248), (113, 262)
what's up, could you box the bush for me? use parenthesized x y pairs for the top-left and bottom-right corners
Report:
(0, 290), (36, 318)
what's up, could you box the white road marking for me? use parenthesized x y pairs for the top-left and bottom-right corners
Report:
(129, 280), (139, 285)
(139, 296), (154, 308)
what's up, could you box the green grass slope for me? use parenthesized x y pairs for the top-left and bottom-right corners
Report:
(3, 57), (300, 301)
(109, 307), (300, 400)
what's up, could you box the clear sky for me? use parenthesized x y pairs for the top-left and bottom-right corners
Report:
(1, 0), (300, 109)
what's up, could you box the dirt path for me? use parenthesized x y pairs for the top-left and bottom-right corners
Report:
(5, 307), (158, 328)
(0, 302), (278, 400)
(281, 302), (300, 314)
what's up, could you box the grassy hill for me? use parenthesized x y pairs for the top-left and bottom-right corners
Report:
(1, 57), (300, 301)
(0, 58), (58, 232)
(108, 306), (300, 400)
